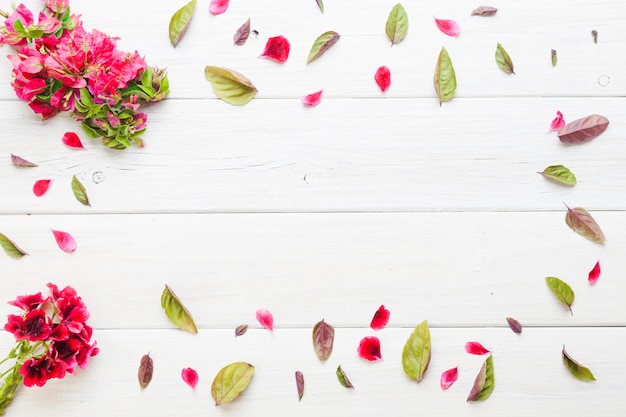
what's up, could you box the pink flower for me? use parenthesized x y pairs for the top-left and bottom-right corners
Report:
(7, 292), (46, 311)
(260, 36), (290, 63)
(550, 111), (565, 131)
(0, 4), (34, 46)
(256, 308), (274, 331)
(44, 0), (70, 15)
(209, 0), (230, 15)
(440, 367), (458, 390)
(465, 341), (490, 355)
(182, 367), (199, 388)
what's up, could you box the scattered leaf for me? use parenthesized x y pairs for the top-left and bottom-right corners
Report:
(0, 233), (28, 258)
(588, 260), (601, 284)
(315, 0), (324, 13)
(539, 165), (576, 186)
(204, 66), (258, 105)
(374, 66), (391, 94)
(434, 47), (457, 105)
(471, 6), (498, 16)
(51, 229), (77, 253)
(211, 362), (255, 405)
(467, 355), (495, 401)
(169, 0), (197, 47)
(209, 0), (229, 15)
(312, 319), (335, 362)
(138, 353), (153, 389)
(357, 336), (382, 361)
(506, 317), (523, 334)
(564, 205), (606, 244)
(336, 365), (354, 389)
(440, 367), (458, 390)
(402, 320), (431, 383)
(71, 175), (90, 206)
(465, 341), (490, 355)
(260, 35), (291, 63)
(182, 367), (199, 389)
(385, 3), (409, 46)
(233, 18), (251, 45)
(11, 154), (37, 167)
(591, 30), (598, 44)
(161, 284), (198, 333)
(295, 371), (304, 401)
(434, 18), (460, 37)
(551, 49), (557, 67)
(302, 90), (323, 107)
(62, 131), (84, 149)
(256, 308), (274, 331)
(495, 43), (515, 74)
(33, 179), (52, 197)
(557, 114), (609, 144)
(545, 276), (575, 315)
(550, 110), (565, 130)
(562, 346), (596, 381)
(370, 304), (390, 330)
(235, 324), (248, 337)
(306, 31), (340, 64)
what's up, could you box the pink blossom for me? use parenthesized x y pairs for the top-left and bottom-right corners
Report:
(256, 308), (274, 331)
(0, 4), (34, 46)
(44, 0), (70, 15)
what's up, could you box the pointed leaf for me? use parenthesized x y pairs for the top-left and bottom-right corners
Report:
(302, 90), (323, 107)
(62, 131), (84, 149)
(182, 367), (199, 389)
(564, 205), (606, 244)
(506, 317), (523, 334)
(557, 114), (609, 144)
(550, 111), (565, 130)
(434, 18), (460, 37)
(169, 0), (197, 47)
(465, 341), (490, 355)
(440, 367), (458, 390)
(312, 319), (335, 362)
(495, 43), (515, 74)
(211, 362), (255, 405)
(306, 31), (340, 64)
(374, 66), (391, 94)
(256, 308), (274, 331)
(434, 47), (456, 105)
(235, 324), (248, 337)
(467, 355), (495, 401)
(209, 0), (229, 15)
(357, 336), (382, 361)
(295, 371), (304, 401)
(551, 49), (558, 67)
(546, 276), (575, 315)
(71, 175), (90, 206)
(370, 304), (390, 330)
(138, 353), (153, 389)
(562, 346), (596, 381)
(233, 18), (250, 45)
(335, 365), (354, 389)
(33, 179), (52, 197)
(591, 30), (598, 44)
(539, 165), (576, 186)
(0, 233), (28, 258)
(161, 284), (198, 333)
(588, 260), (601, 284)
(385, 3), (409, 45)
(471, 6), (498, 16)
(260, 36), (291, 63)
(315, 0), (324, 13)
(204, 66), (258, 106)
(51, 229), (77, 253)
(402, 320), (431, 382)
(11, 154), (38, 167)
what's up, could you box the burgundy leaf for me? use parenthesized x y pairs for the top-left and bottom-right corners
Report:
(138, 353), (154, 389)
(209, 0), (229, 15)
(557, 114), (609, 144)
(434, 18), (460, 37)
(550, 111), (565, 131)
(374, 66), (391, 93)
(302, 90), (323, 107)
(440, 366), (458, 390)
(182, 367), (198, 389)
(564, 205), (606, 244)
(370, 304), (390, 330)
(233, 18), (251, 45)
(588, 260), (601, 284)
(51, 229), (77, 253)
(260, 36), (290, 63)
(295, 371), (304, 401)
(256, 308), (274, 331)
(33, 179), (52, 197)
(357, 336), (382, 361)
(11, 154), (38, 167)
(465, 341), (490, 355)
(312, 319), (335, 362)
(506, 317), (523, 334)
(62, 131), (84, 149)
(235, 324), (248, 336)
(471, 6), (498, 16)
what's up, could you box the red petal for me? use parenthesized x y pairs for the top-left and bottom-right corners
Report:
(51, 229), (77, 253)
(440, 366), (458, 390)
(302, 90), (323, 107)
(374, 66), (391, 93)
(550, 111), (565, 130)
(33, 179), (52, 196)
(209, 0), (229, 15)
(256, 308), (274, 331)
(434, 18), (460, 37)
(357, 336), (382, 361)
(61, 132), (84, 149)
(588, 260), (601, 284)
(465, 341), (490, 355)
(370, 304), (390, 330)
(181, 367), (198, 389)
(260, 36), (290, 63)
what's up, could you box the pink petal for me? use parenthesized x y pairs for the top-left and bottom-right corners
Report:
(33, 179), (52, 196)
(357, 336), (382, 361)
(588, 260), (601, 284)
(62, 132), (84, 149)
(260, 36), (290, 63)
(302, 90), (323, 107)
(256, 308), (274, 331)
(465, 341), (490, 355)
(209, 0), (229, 15)
(370, 305), (390, 330)
(51, 229), (77, 253)
(440, 366), (459, 390)
(374, 66), (391, 93)
(434, 18), (460, 37)
(181, 367), (198, 389)
(550, 111), (565, 131)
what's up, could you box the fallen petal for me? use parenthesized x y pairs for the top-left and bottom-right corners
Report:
(434, 18), (460, 37)
(465, 341), (490, 355)
(209, 0), (229, 15)
(370, 304), (390, 330)
(374, 66), (391, 93)
(62, 132), (84, 149)
(440, 366), (458, 390)
(256, 308), (274, 331)
(33, 179), (53, 196)
(550, 111), (565, 131)
(588, 260), (601, 284)
(302, 90), (323, 107)
(51, 229), (77, 253)
(182, 367), (199, 388)
(260, 36), (290, 63)
(357, 336), (382, 361)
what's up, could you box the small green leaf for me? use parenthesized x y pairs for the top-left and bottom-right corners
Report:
(138, 353), (154, 389)
(564, 205), (606, 244)
(0, 233), (28, 259)
(545, 277), (575, 315)
(467, 355), (495, 401)
(539, 165), (576, 186)
(434, 47), (456, 105)
(495, 43), (515, 74)
(402, 320), (431, 382)
(306, 31), (340, 64)
(336, 365), (354, 389)
(169, 0), (197, 47)
(211, 362), (255, 405)
(562, 346), (596, 381)
(386, 3), (409, 46)
(315, 0), (324, 13)
(551, 49), (557, 67)
(71, 175), (90, 206)
(204, 66), (258, 106)
(161, 284), (198, 333)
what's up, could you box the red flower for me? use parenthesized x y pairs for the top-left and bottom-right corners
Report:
(260, 36), (290, 63)
(54, 295), (90, 333)
(357, 336), (382, 361)
(7, 292), (46, 311)
(370, 305), (390, 330)
(4, 309), (51, 341)
(19, 355), (66, 387)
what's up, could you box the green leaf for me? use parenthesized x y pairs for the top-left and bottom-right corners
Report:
(564, 205), (606, 244)
(211, 362), (255, 405)
(545, 277), (575, 315)
(336, 365), (354, 389)
(539, 165), (576, 186)
(495, 43), (515, 74)
(138, 353), (154, 389)
(402, 320), (431, 382)
(0, 233), (28, 259)
(386, 3), (409, 46)
(169, 0), (197, 47)
(204, 66), (258, 106)
(71, 175), (90, 206)
(551, 49), (557, 67)
(467, 355), (495, 401)
(562, 346), (596, 381)
(312, 319), (335, 362)
(315, 0), (324, 13)
(434, 47), (456, 105)
(161, 284), (198, 333)
(306, 31), (340, 64)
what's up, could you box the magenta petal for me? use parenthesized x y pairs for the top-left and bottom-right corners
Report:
(33, 179), (52, 196)
(465, 341), (490, 355)
(434, 18), (460, 37)
(550, 111), (565, 130)
(357, 336), (382, 361)
(370, 305), (390, 330)
(181, 367), (198, 389)
(209, 0), (229, 15)
(256, 308), (274, 331)
(588, 260), (601, 284)
(440, 366), (458, 390)
(374, 66), (391, 93)
(260, 36), (290, 63)
(302, 90), (323, 107)
(62, 132), (84, 149)
(51, 229), (77, 253)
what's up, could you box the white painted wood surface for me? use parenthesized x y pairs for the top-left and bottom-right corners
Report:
(0, 0), (624, 416)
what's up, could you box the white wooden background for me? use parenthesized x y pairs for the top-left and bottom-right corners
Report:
(1, 0), (625, 415)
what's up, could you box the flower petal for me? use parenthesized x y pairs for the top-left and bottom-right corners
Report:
(374, 66), (391, 93)
(550, 111), (565, 130)
(182, 367), (199, 388)
(465, 341), (490, 355)
(260, 36), (290, 63)
(51, 229), (77, 253)
(33, 179), (52, 197)
(209, 0), (229, 15)
(370, 304), (390, 330)
(588, 260), (601, 284)
(256, 308), (274, 331)
(62, 132), (84, 149)
(357, 336), (382, 361)
(434, 18), (460, 37)
(440, 366), (458, 390)
(302, 90), (323, 107)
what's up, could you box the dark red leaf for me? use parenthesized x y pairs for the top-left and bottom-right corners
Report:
(374, 66), (391, 93)
(62, 132), (84, 149)
(588, 260), (601, 284)
(295, 371), (304, 401)
(233, 18), (251, 45)
(370, 304), (390, 330)
(465, 341), (490, 355)
(33, 179), (52, 196)
(357, 336), (382, 361)
(260, 36), (290, 63)
(235, 324), (248, 336)
(11, 154), (38, 167)
(138, 353), (154, 389)
(440, 366), (458, 390)
(182, 367), (198, 388)
(557, 114), (609, 144)
(506, 317), (523, 334)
